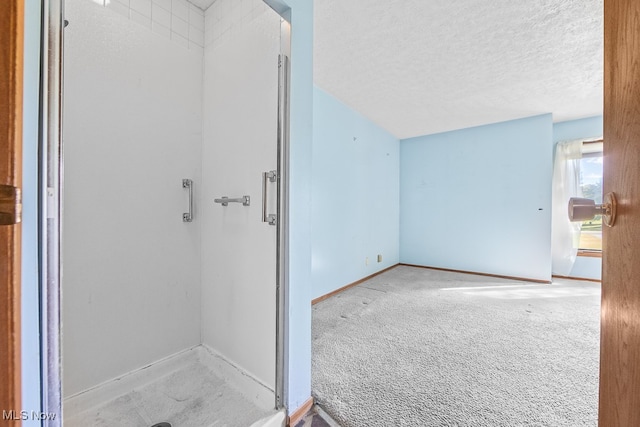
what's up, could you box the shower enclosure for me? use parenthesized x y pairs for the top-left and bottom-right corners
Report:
(54, 0), (290, 424)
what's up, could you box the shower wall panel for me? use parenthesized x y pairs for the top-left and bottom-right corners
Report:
(62, 0), (203, 397)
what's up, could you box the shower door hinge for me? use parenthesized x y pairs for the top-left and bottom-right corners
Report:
(0, 185), (22, 225)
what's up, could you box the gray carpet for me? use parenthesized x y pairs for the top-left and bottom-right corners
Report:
(312, 266), (600, 427)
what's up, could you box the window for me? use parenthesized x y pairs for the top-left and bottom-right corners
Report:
(578, 141), (603, 251)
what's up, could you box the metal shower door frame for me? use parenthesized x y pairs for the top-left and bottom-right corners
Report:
(275, 50), (291, 410)
(268, 2), (292, 411)
(41, 0), (64, 425)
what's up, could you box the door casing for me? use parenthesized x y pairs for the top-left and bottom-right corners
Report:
(0, 0), (24, 416)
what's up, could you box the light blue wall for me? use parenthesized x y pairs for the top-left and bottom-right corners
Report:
(553, 116), (603, 143)
(553, 115), (603, 281)
(312, 87), (399, 300)
(400, 114), (553, 282)
(275, 0), (314, 412)
(569, 256), (602, 281)
(22, 0), (42, 421)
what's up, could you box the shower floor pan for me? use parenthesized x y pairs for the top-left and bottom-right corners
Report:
(64, 345), (283, 427)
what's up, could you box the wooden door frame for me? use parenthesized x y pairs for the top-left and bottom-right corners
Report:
(0, 0), (24, 416)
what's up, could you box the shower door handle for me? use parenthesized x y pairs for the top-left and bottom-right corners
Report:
(262, 170), (277, 225)
(183, 179), (193, 222)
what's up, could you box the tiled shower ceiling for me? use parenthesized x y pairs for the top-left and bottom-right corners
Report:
(314, 0), (604, 139)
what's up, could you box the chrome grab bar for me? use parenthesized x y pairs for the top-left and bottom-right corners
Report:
(182, 179), (193, 222)
(262, 170), (277, 225)
(214, 195), (250, 207)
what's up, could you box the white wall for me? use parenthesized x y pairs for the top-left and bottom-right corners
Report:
(62, 0), (203, 397)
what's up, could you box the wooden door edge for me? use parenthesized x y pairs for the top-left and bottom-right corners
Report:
(0, 0), (24, 417)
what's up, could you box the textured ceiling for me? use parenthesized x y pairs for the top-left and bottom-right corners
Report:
(314, 0), (603, 139)
(188, 0), (216, 11)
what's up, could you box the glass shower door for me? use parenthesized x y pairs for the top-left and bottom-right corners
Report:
(200, 0), (286, 408)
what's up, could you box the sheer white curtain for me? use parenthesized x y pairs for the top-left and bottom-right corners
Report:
(551, 139), (583, 276)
